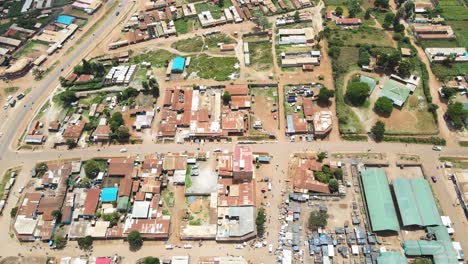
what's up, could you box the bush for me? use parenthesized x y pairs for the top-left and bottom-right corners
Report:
(317, 88), (334, 105)
(10, 207), (18, 218)
(109, 112), (124, 132)
(383, 136), (446, 145)
(127, 231), (143, 250)
(84, 160), (100, 179)
(374, 96), (393, 116)
(143, 257), (160, 264)
(308, 211), (328, 231)
(447, 102), (468, 129)
(346, 82), (370, 106)
(371, 121), (385, 142)
(54, 234), (67, 249)
(78, 236), (93, 250)
(329, 179), (339, 193)
(256, 207), (266, 237)
(56, 90), (77, 107)
(223, 91), (231, 105)
(342, 135), (368, 141)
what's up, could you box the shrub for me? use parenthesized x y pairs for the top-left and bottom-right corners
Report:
(84, 160), (100, 179)
(127, 231), (143, 250)
(371, 121), (385, 142)
(308, 211), (328, 231)
(374, 96), (393, 116)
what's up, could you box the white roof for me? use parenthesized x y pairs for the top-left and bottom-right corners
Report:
(441, 215), (452, 227)
(132, 201), (150, 218)
(171, 256), (190, 264)
(351, 245), (359, 255)
(14, 216), (37, 235)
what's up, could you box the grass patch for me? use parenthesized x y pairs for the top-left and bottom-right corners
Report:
(195, 3), (223, 19)
(13, 41), (47, 59)
(130, 49), (176, 68)
(418, 39), (460, 49)
(4, 86), (19, 94)
(189, 219), (202, 225)
(162, 190), (174, 207)
(187, 54), (238, 81)
(204, 33), (236, 49)
(185, 166), (192, 188)
(324, 0), (348, 5)
(342, 134), (368, 141)
(383, 136), (446, 145)
(171, 37), (204, 52)
(459, 141), (468, 147)
(249, 42), (273, 71)
(0, 169), (16, 198)
(328, 25), (394, 47)
(431, 63), (468, 79)
(174, 17), (199, 34)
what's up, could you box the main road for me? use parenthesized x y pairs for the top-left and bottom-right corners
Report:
(0, 0), (136, 157)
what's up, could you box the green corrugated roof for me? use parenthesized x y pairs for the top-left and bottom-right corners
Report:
(428, 225), (451, 242)
(403, 240), (459, 264)
(376, 251), (407, 264)
(392, 178), (442, 227)
(361, 169), (400, 232)
(412, 178), (443, 226)
(380, 80), (411, 107)
(117, 196), (129, 211)
(360, 75), (377, 94)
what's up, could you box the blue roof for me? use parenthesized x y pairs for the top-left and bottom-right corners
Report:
(101, 187), (118, 202)
(56, 15), (75, 25)
(172, 57), (185, 72)
(287, 115), (295, 133)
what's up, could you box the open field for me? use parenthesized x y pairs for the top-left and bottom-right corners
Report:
(13, 41), (48, 59)
(130, 49), (176, 68)
(171, 37), (204, 52)
(431, 63), (468, 79)
(328, 25), (394, 48)
(187, 54), (239, 81)
(248, 42), (273, 71)
(174, 18), (200, 34)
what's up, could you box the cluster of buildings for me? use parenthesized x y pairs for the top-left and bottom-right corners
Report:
(412, 24), (455, 40)
(181, 145), (257, 242)
(104, 65), (137, 86)
(33, 15), (79, 55)
(359, 168), (464, 263)
(158, 84), (252, 141)
(284, 84), (333, 138)
(325, 11), (362, 27)
(425, 47), (468, 63)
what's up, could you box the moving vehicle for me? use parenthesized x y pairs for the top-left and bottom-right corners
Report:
(165, 245), (173, 250)
(119, 148), (127, 153)
(17, 93), (25, 100)
(432, 146), (442, 151)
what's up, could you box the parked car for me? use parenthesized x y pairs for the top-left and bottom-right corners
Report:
(17, 93), (25, 100)
(432, 146), (442, 151)
(431, 176), (437, 183)
(119, 148), (127, 153)
(9, 99), (16, 107)
(165, 245), (173, 250)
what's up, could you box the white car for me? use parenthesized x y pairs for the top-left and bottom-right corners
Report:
(268, 244), (273, 253)
(183, 244), (192, 249)
(213, 148), (222, 152)
(165, 245), (173, 250)
(235, 244), (244, 249)
(432, 146), (442, 151)
(18, 186), (24, 193)
(119, 148), (127, 153)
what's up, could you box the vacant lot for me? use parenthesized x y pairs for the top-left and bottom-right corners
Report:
(172, 36), (204, 52)
(249, 42), (273, 71)
(13, 40), (48, 59)
(174, 17), (200, 34)
(195, 3), (224, 19)
(187, 54), (239, 81)
(130, 49), (175, 67)
(329, 26), (394, 47)
(431, 63), (468, 79)
(204, 33), (236, 49)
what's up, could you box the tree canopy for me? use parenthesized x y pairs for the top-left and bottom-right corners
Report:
(57, 90), (77, 107)
(447, 102), (467, 129)
(84, 160), (101, 179)
(346, 82), (370, 106)
(317, 88), (334, 105)
(127, 230), (143, 250)
(329, 179), (339, 193)
(223, 91), (231, 105)
(335, 6), (343, 16)
(308, 211), (329, 231)
(143, 257), (160, 264)
(256, 207), (266, 237)
(371, 120), (386, 142)
(78, 236), (93, 250)
(374, 96), (393, 116)
(109, 112), (124, 132)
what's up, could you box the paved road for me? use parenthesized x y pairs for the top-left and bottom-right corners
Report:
(0, 0), (133, 157)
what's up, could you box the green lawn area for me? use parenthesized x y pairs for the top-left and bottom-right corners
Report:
(446, 20), (468, 48)
(187, 54), (239, 81)
(440, 5), (468, 20)
(13, 41), (47, 59)
(249, 42), (273, 71)
(4, 86), (19, 94)
(327, 6), (349, 17)
(0, 168), (18, 198)
(130, 49), (176, 67)
(204, 33), (236, 48)
(431, 63), (468, 79)
(185, 166), (192, 188)
(171, 36), (204, 52)
(372, 10), (389, 26)
(195, 2), (224, 19)
(174, 17), (199, 34)
(251, 86), (278, 103)
(328, 26), (394, 47)
(7, 1), (23, 17)
(418, 39), (460, 49)
(324, 0), (348, 5)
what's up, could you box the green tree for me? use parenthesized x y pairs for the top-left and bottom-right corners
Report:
(347, 0), (361, 17)
(364, 9), (371, 19)
(127, 230), (143, 250)
(109, 112), (124, 132)
(84, 160), (100, 179)
(308, 211), (328, 231)
(383, 12), (395, 29)
(447, 102), (468, 129)
(329, 179), (339, 193)
(223, 91), (231, 105)
(66, 138), (77, 149)
(317, 152), (327, 162)
(371, 120), (386, 142)
(10, 207), (18, 218)
(52, 210), (62, 223)
(256, 207), (266, 237)
(328, 46), (341, 59)
(335, 6), (343, 16)
(119, 87), (139, 101)
(78, 235), (93, 250)
(57, 90), (77, 107)
(253, 11), (271, 30)
(334, 168), (343, 180)
(317, 88), (334, 105)
(374, 0), (389, 9)
(103, 211), (120, 227)
(398, 60), (413, 77)
(314, 171), (330, 183)
(35, 162), (48, 176)
(142, 81), (149, 92)
(54, 234), (67, 249)
(293, 11), (300, 22)
(143, 257), (160, 264)
(116, 126), (130, 141)
(374, 96), (393, 116)
(346, 82), (370, 106)
(441, 87), (457, 98)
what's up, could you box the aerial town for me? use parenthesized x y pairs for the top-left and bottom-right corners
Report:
(0, 0), (466, 262)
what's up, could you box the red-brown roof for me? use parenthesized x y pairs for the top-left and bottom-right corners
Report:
(218, 178), (255, 207)
(83, 189), (101, 215)
(18, 192), (42, 218)
(118, 178), (132, 197)
(108, 157), (135, 178)
(225, 84), (249, 96)
(63, 120), (86, 140)
(36, 197), (62, 221)
(302, 98), (314, 119)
